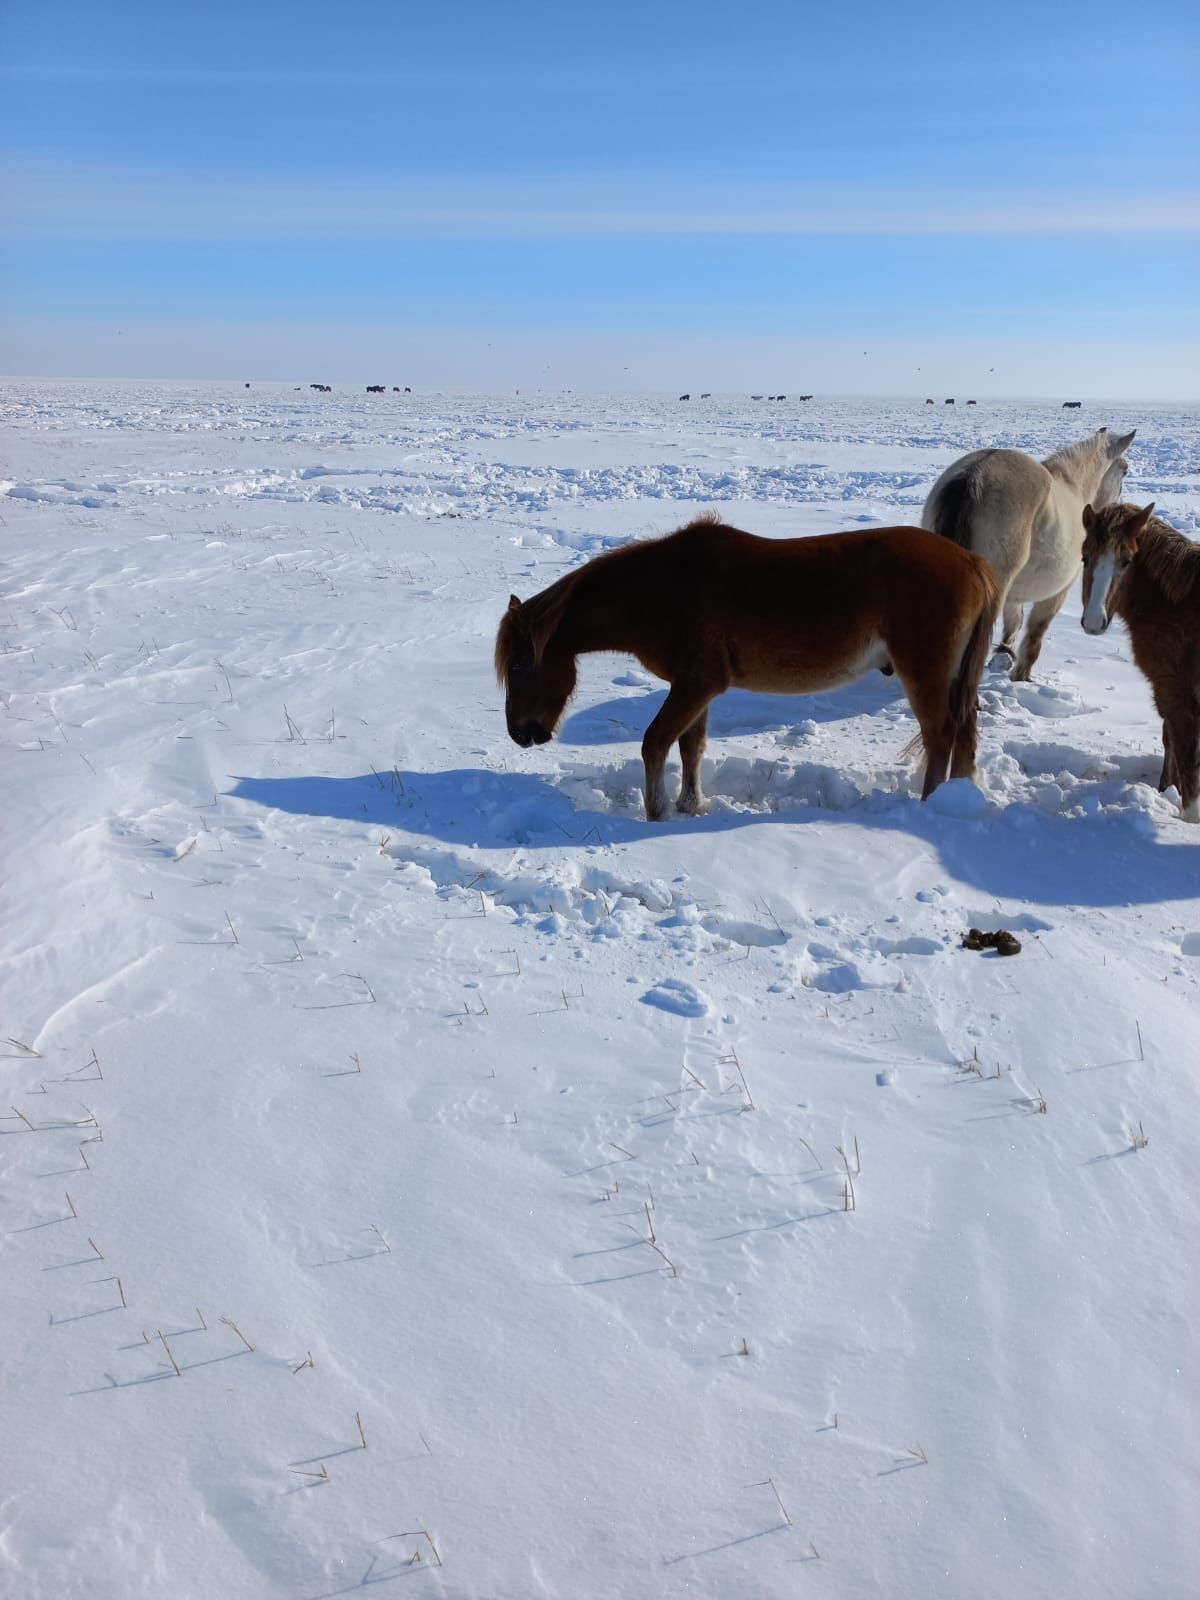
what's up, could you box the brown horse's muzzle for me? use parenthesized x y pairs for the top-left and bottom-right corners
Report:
(509, 720), (552, 747)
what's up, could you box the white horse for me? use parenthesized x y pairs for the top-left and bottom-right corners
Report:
(921, 427), (1135, 680)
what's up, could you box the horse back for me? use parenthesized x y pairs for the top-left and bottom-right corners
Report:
(621, 523), (992, 693)
(924, 449), (1051, 579)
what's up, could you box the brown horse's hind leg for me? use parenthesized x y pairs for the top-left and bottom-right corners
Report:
(1012, 581), (1071, 682)
(893, 665), (957, 799)
(641, 684), (718, 821)
(1158, 719), (1176, 792)
(949, 693), (980, 782)
(676, 709), (710, 814)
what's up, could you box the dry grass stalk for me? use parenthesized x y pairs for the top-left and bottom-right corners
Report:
(386, 1531), (442, 1568)
(6, 1038), (42, 1057)
(752, 1475), (792, 1526)
(1129, 1121), (1149, 1150)
(292, 1352), (314, 1374)
(290, 1463), (329, 1480)
(63, 1048), (102, 1083)
(646, 1239), (678, 1277)
(220, 1315), (254, 1352)
(158, 1329), (182, 1377)
(355, 1411), (367, 1448)
(797, 1136), (822, 1170)
(65, 1191), (78, 1217)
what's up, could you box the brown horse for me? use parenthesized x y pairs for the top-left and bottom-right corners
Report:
(495, 517), (999, 818)
(1081, 501), (1200, 822)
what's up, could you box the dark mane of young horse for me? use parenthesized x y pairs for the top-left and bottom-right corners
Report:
(1138, 518), (1200, 606)
(494, 514), (727, 682)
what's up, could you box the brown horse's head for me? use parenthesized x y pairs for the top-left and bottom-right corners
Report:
(494, 594), (577, 747)
(1081, 501), (1155, 634)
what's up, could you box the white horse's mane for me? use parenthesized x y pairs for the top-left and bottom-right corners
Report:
(1043, 431), (1106, 481)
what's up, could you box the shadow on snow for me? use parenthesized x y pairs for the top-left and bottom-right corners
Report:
(228, 761), (1200, 909)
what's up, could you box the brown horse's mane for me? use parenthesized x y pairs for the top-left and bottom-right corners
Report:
(494, 515), (724, 681)
(1139, 517), (1200, 605)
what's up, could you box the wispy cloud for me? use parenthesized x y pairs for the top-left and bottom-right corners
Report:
(5, 156), (1197, 241)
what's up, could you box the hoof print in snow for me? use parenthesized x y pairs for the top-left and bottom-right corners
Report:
(641, 978), (710, 1018)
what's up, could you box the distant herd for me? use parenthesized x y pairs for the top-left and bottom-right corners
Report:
(496, 424), (1200, 825)
(284, 387), (1087, 408)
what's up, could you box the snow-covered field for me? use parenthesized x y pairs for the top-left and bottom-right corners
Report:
(2, 380), (1198, 1600)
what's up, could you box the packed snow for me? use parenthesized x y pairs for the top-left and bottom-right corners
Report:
(2, 380), (1198, 1599)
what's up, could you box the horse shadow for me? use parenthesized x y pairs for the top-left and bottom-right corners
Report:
(228, 761), (1200, 909)
(559, 677), (904, 747)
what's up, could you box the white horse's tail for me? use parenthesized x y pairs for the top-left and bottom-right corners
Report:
(927, 470), (978, 550)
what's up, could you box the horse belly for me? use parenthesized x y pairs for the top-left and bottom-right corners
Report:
(733, 637), (890, 694)
(1008, 540), (1082, 603)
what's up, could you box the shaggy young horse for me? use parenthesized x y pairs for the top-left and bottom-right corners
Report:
(922, 426), (1135, 680)
(1081, 501), (1200, 822)
(495, 518), (999, 819)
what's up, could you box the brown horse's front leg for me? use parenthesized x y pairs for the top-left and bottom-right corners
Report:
(641, 684), (717, 821)
(676, 709), (710, 814)
(1165, 709), (1200, 822)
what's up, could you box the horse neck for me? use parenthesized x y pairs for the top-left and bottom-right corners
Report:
(551, 553), (634, 657)
(1128, 523), (1200, 612)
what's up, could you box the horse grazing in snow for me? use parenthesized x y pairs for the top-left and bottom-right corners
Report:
(921, 425), (1135, 680)
(1081, 501), (1200, 822)
(495, 517), (999, 819)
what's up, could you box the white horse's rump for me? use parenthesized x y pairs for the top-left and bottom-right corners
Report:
(921, 427), (1135, 680)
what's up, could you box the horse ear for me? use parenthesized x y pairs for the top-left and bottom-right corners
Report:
(1131, 502), (1155, 534)
(1108, 428), (1136, 456)
(1082, 503), (1096, 532)
(508, 594), (523, 614)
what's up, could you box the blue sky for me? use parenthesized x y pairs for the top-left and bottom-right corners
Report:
(2, 0), (1197, 392)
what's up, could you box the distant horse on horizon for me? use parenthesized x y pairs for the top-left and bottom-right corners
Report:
(1081, 501), (1200, 822)
(495, 517), (998, 818)
(922, 425), (1134, 680)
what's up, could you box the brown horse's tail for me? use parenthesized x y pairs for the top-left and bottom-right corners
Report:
(948, 556), (1000, 738)
(928, 469), (977, 550)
